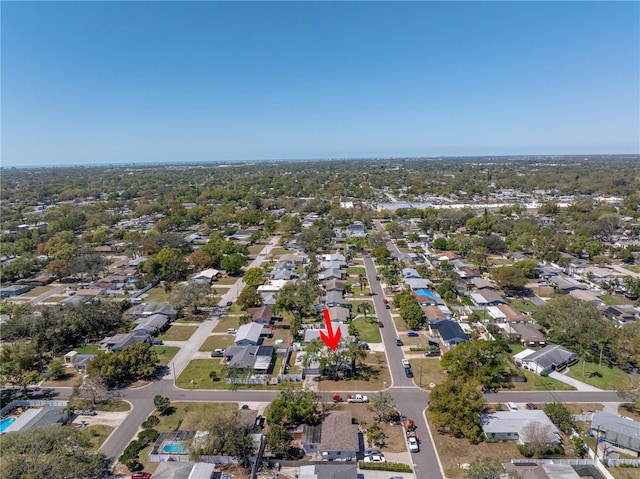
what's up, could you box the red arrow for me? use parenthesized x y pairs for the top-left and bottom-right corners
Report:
(319, 308), (341, 351)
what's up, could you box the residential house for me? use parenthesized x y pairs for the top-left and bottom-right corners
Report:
(321, 253), (346, 263)
(133, 313), (172, 335)
(569, 289), (605, 306)
(101, 331), (150, 352)
(223, 345), (274, 374)
(0, 284), (32, 297)
(514, 344), (575, 374)
(302, 411), (359, 461)
(404, 277), (433, 290)
(299, 464), (357, 479)
(548, 275), (587, 293)
(429, 320), (468, 346)
(320, 260), (347, 271)
(64, 351), (96, 373)
(601, 305), (638, 325)
(457, 266), (481, 279)
(234, 322), (265, 346)
(505, 463), (580, 479)
(139, 302), (178, 320)
(401, 268), (421, 279)
(257, 279), (290, 294)
(192, 268), (220, 284)
(326, 306), (351, 323)
(497, 304), (532, 324)
(469, 277), (494, 290)
(423, 305), (446, 323)
(318, 269), (346, 281)
(324, 290), (349, 308)
(247, 305), (275, 325)
(322, 279), (346, 292)
(279, 253), (308, 264)
(591, 411), (640, 456)
(470, 290), (506, 307)
(481, 410), (561, 444)
(511, 323), (546, 347)
(304, 322), (349, 345)
(270, 269), (296, 281)
(345, 223), (366, 237)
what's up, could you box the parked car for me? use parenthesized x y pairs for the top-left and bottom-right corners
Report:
(152, 339), (163, 345)
(526, 403), (538, 410)
(226, 328), (237, 334)
(401, 359), (410, 368)
(363, 454), (386, 463)
(364, 449), (382, 457)
(404, 367), (413, 378)
(424, 349), (441, 357)
(226, 301), (233, 306)
(211, 348), (224, 357)
(395, 338), (403, 346)
(408, 436), (420, 452)
(347, 394), (369, 403)
(378, 321), (384, 328)
(78, 409), (97, 416)
(407, 331), (419, 337)
(131, 473), (152, 479)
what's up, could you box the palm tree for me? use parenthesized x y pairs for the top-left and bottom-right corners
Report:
(345, 341), (368, 375)
(359, 274), (369, 295)
(357, 302), (373, 321)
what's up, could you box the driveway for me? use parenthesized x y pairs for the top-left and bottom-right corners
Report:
(549, 370), (603, 392)
(73, 410), (130, 428)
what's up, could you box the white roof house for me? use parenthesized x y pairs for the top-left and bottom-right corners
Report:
(481, 410), (560, 444)
(515, 344), (575, 374)
(234, 322), (264, 346)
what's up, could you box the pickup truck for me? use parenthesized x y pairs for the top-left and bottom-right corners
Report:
(346, 393), (369, 403)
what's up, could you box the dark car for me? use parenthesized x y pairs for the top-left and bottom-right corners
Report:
(526, 403), (538, 410)
(226, 301), (233, 306)
(378, 321), (384, 328)
(404, 367), (414, 378)
(424, 349), (441, 357)
(407, 331), (419, 337)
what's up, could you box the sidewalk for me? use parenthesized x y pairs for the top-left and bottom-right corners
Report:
(549, 370), (603, 392)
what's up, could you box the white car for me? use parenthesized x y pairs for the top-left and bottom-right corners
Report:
(401, 359), (410, 368)
(408, 436), (419, 453)
(363, 454), (386, 463)
(347, 394), (369, 403)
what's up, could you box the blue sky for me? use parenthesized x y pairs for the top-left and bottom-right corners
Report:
(2, 1), (639, 167)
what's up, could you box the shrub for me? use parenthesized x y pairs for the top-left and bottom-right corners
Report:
(142, 415), (160, 429)
(358, 461), (412, 472)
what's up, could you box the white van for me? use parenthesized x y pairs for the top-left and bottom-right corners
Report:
(506, 402), (518, 411)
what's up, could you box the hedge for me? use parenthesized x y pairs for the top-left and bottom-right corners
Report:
(358, 461), (412, 473)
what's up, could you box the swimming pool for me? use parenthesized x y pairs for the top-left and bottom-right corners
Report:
(162, 442), (188, 453)
(0, 417), (16, 434)
(415, 289), (436, 300)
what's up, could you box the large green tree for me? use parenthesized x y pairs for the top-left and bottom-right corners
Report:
(428, 378), (485, 443)
(1, 425), (109, 479)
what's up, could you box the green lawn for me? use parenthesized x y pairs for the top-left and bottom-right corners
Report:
(144, 286), (169, 303)
(508, 299), (538, 313)
(600, 294), (634, 306)
(73, 344), (101, 354)
(152, 345), (179, 365)
(214, 277), (239, 286)
(198, 334), (235, 351)
(176, 359), (279, 390)
(214, 316), (242, 331)
(510, 369), (576, 391)
(461, 296), (474, 306)
(351, 316), (382, 343)
(622, 265), (640, 274)
(19, 285), (56, 297)
(565, 359), (629, 390)
(159, 325), (198, 341)
(347, 267), (366, 276)
(81, 425), (114, 451)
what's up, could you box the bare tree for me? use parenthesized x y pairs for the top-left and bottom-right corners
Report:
(169, 280), (216, 314)
(78, 374), (111, 405)
(520, 421), (559, 457)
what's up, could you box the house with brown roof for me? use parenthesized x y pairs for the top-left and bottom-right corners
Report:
(247, 305), (275, 325)
(423, 305), (446, 322)
(511, 323), (546, 347)
(302, 411), (359, 461)
(497, 304), (532, 324)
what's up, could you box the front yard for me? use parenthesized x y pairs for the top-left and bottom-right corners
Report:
(317, 352), (390, 391)
(565, 359), (628, 390)
(158, 325), (198, 341)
